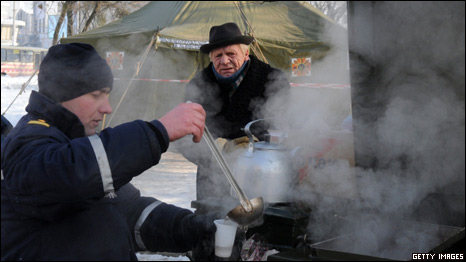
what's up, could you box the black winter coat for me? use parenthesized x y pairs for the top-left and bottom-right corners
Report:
(1, 91), (196, 260)
(185, 55), (291, 139)
(182, 55), (291, 201)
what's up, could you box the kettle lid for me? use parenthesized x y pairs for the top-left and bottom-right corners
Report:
(254, 134), (286, 150)
(254, 140), (286, 150)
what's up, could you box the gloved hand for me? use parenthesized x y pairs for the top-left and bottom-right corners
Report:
(190, 225), (215, 261)
(175, 211), (220, 257)
(189, 220), (246, 261)
(187, 217), (246, 261)
(215, 137), (228, 151)
(223, 135), (259, 154)
(187, 227), (246, 261)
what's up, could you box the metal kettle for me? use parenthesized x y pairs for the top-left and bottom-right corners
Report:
(232, 119), (298, 203)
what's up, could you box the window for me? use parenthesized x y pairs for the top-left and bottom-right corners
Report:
(20, 50), (33, 62)
(1, 49), (7, 62)
(1, 26), (12, 41)
(7, 49), (20, 62)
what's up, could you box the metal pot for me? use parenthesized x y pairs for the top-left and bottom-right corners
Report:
(232, 119), (298, 203)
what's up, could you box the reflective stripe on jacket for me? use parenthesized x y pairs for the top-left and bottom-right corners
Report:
(1, 91), (189, 260)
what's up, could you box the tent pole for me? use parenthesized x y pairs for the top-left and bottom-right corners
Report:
(2, 69), (39, 116)
(104, 31), (160, 128)
(234, 1), (268, 64)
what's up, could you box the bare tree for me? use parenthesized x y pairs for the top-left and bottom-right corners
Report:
(76, 1), (149, 33)
(53, 1), (74, 45)
(309, 1), (347, 28)
(81, 1), (102, 33)
(52, 1), (149, 43)
(66, 1), (76, 36)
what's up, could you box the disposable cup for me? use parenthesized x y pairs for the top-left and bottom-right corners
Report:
(214, 219), (238, 258)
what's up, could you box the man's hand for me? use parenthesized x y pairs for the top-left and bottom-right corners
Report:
(159, 102), (206, 143)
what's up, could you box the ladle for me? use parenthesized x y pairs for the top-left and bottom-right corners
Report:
(202, 125), (264, 225)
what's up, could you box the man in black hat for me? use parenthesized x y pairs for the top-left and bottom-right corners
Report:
(1, 43), (219, 260)
(178, 22), (291, 202)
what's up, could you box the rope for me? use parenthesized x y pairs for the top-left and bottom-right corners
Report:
(234, 1), (269, 64)
(103, 31), (160, 128)
(2, 69), (39, 116)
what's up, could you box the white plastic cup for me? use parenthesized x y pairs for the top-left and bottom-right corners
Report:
(214, 219), (238, 258)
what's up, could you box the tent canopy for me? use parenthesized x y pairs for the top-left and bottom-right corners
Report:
(61, 1), (349, 126)
(62, 1), (345, 73)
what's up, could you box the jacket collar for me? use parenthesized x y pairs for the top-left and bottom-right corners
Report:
(26, 91), (86, 139)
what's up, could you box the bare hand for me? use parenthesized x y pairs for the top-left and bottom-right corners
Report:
(159, 102), (206, 143)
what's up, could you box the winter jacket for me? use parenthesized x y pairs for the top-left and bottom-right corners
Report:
(181, 55), (291, 201)
(1, 115), (13, 143)
(185, 55), (291, 139)
(1, 91), (197, 261)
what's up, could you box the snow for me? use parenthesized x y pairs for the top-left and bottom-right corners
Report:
(1, 75), (196, 261)
(1, 75), (36, 127)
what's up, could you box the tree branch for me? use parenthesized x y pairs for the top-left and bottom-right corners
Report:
(82, 1), (101, 33)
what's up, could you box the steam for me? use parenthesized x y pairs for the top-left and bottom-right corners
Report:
(92, 33), (202, 127)
(93, 2), (464, 258)
(257, 2), (465, 260)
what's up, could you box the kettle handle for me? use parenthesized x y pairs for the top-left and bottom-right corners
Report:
(244, 118), (273, 157)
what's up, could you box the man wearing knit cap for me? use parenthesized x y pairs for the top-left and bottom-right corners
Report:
(177, 22), (291, 202)
(1, 43), (219, 260)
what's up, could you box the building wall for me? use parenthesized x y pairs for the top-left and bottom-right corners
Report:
(1, 1), (61, 48)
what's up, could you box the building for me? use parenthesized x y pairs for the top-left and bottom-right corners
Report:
(32, 1), (61, 48)
(1, 1), (61, 48)
(1, 1), (29, 46)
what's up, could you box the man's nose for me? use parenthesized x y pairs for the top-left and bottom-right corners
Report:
(100, 98), (113, 114)
(220, 55), (230, 64)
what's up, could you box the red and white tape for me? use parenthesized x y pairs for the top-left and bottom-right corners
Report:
(290, 83), (350, 89)
(114, 78), (350, 89)
(114, 78), (188, 83)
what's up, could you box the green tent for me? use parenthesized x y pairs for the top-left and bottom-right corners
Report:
(61, 1), (349, 127)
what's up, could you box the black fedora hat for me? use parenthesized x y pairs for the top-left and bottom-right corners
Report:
(200, 22), (254, 54)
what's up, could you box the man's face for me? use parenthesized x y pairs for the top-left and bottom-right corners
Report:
(61, 87), (112, 136)
(210, 44), (249, 77)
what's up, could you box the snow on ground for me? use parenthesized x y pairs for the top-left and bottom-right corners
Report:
(1, 75), (196, 261)
(1, 74), (37, 127)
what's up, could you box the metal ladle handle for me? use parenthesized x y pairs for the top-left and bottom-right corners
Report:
(203, 126), (253, 213)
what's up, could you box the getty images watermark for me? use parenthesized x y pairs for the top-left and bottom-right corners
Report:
(412, 253), (464, 260)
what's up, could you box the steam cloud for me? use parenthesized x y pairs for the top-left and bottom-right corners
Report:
(97, 2), (464, 259)
(266, 2), (465, 260)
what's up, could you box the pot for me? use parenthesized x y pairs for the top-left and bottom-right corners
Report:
(232, 119), (298, 203)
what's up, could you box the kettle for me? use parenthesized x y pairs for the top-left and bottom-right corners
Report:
(232, 119), (298, 203)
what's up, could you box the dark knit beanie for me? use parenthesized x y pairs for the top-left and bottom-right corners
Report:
(38, 43), (113, 102)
